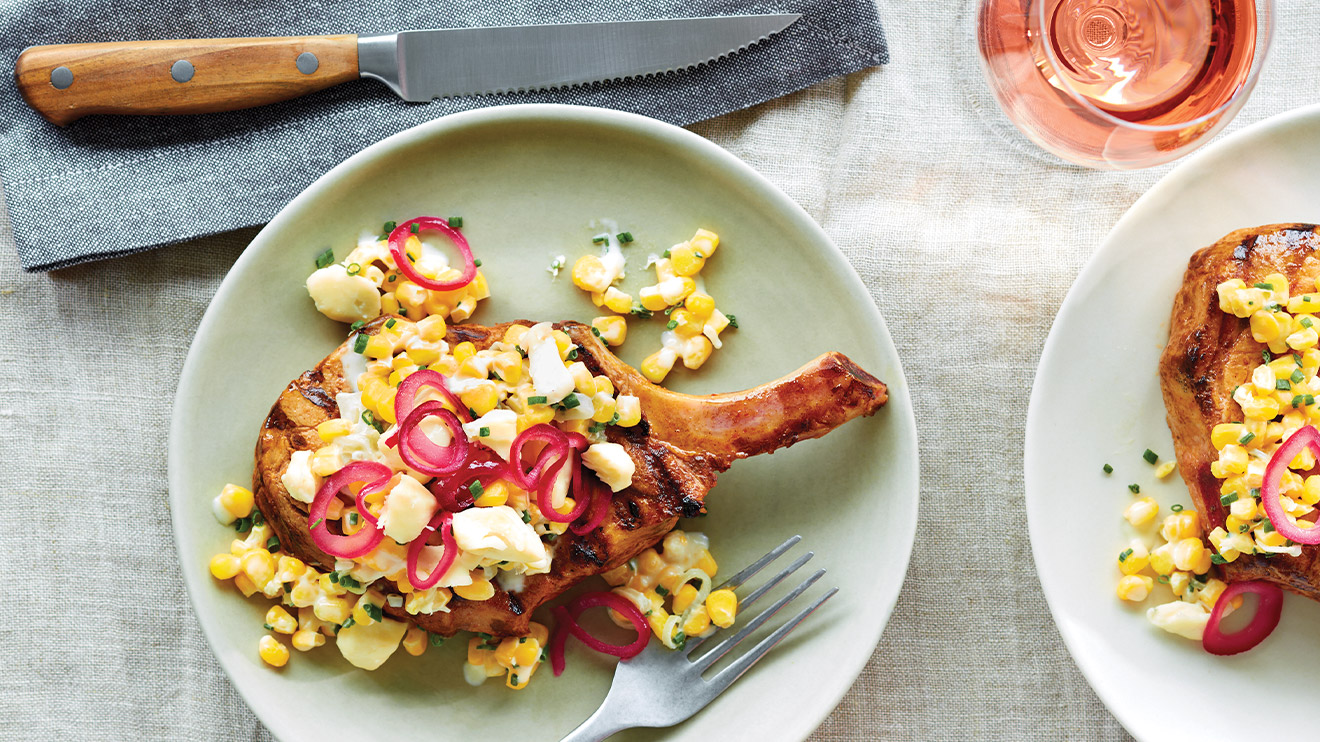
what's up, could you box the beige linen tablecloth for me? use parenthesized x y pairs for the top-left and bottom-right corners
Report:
(4, 3), (1318, 739)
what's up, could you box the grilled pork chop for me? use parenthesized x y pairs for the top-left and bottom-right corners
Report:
(255, 317), (888, 636)
(1160, 223), (1320, 599)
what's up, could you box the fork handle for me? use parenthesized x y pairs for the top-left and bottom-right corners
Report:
(560, 705), (630, 742)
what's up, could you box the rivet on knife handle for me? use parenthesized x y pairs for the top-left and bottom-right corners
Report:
(13, 36), (359, 126)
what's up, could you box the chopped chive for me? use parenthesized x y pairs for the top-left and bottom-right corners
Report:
(592, 235), (609, 244)
(263, 623), (274, 631)
(448, 216), (463, 228)
(266, 536), (280, 552)
(1239, 432), (1256, 444)
(591, 327), (601, 337)
(655, 586), (669, 596)
(341, 617), (356, 630)
(1210, 554), (1228, 564)
(385, 318), (397, 329)
(314, 247), (334, 269)
(310, 517), (324, 529)
(346, 262), (361, 276)
(388, 275), (397, 282)
(1103, 463), (1113, 474)
(1278, 379), (1292, 391)
(347, 512), (360, 526)
(350, 320), (365, 331)
(528, 395), (548, 405)
(1142, 449), (1158, 464)
(559, 395), (581, 410)
(1221, 493), (1239, 506)
(478, 426), (491, 437)
(1308, 395), (1317, 406)
(1264, 349), (1273, 363)
(474, 258), (482, 267)
(1263, 517), (1276, 533)
(667, 320), (678, 330)
(1128, 484), (1140, 493)
(362, 603), (383, 622)
(409, 222), (420, 234)
(1255, 282), (1275, 290)
(1157, 575), (1171, 584)
(1295, 353), (1304, 365)
(567, 348), (579, 361)
(1118, 548), (1133, 562)
(589, 421), (607, 435)
(662, 249), (671, 259)
(1293, 369), (1306, 383)
(617, 232), (634, 243)
(429, 633), (445, 647)
(521, 510), (532, 524)
(629, 304), (653, 318)
(727, 314), (739, 329)
(1294, 394), (1306, 408)
(1170, 504), (1184, 512)
(1306, 317), (1316, 328)
(353, 333), (369, 354)
(469, 481), (484, 497)
(338, 574), (362, 590)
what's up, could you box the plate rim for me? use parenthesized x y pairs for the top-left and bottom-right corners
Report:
(1024, 101), (1320, 741)
(167, 103), (920, 742)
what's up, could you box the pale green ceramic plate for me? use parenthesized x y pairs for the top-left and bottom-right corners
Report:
(169, 104), (918, 742)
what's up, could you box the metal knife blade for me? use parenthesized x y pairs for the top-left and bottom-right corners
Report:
(358, 14), (801, 101)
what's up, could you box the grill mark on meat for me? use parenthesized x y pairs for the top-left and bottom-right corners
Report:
(680, 497), (704, 518)
(572, 541), (604, 567)
(627, 499), (641, 522)
(298, 375), (338, 415)
(508, 594), (524, 616)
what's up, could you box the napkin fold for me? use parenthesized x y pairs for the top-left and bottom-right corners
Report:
(0, 0), (886, 272)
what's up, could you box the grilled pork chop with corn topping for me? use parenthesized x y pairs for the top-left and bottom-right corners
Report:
(1160, 224), (1320, 600)
(255, 317), (887, 637)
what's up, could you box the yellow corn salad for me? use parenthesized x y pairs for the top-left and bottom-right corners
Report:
(568, 227), (737, 384)
(305, 220), (490, 325)
(598, 530), (739, 646)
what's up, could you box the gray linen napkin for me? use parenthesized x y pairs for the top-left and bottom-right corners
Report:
(0, 1), (886, 272)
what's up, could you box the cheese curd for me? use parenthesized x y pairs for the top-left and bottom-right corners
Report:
(377, 476), (438, 543)
(582, 442), (635, 492)
(451, 506), (551, 575)
(306, 264), (382, 324)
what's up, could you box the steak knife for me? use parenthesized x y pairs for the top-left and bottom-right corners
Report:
(14, 15), (800, 126)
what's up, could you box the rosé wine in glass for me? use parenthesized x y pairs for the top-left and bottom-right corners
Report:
(977, 0), (1271, 169)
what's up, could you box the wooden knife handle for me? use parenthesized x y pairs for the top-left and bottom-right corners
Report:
(14, 35), (359, 126)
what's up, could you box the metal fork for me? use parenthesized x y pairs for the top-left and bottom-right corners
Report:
(560, 535), (837, 742)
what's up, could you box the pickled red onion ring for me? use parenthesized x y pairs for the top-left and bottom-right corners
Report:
(397, 401), (468, 477)
(308, 461), (392, 559)
(353, 473), (397, 528)
(406, 509), (456, 590)
(509, 424), (570, 491)
(1203, 581), (1283, 655)
(1260, 425), (1320, 545)
(537, 448), (591, 524)
(388, 217), (476, 291)
(393, 369), (470, 427)
(548, 591), (650, 676)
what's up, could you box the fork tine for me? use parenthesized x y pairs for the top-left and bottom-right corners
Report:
(704, 586), (839, 696)
(685, 551), (814, 655)
(692, 568), (825, 671)
(716, 534), (801, 591)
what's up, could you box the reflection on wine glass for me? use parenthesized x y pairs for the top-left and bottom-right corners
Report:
(978, 0), (1272, 169)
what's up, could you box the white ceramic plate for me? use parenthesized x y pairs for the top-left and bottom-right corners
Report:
(169, 104), (919, 742)
(1026, 103), (1320, 742)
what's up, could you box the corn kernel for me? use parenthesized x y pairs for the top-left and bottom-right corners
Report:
(569, 362), (596, 396)
(454, 577), (495, 602)
(209, 553), (241, 580)
(460, 383), (499, 417)
(265, 606), (297, 635)
(475, 480), (510, 508)
(1155, 461), (1177, 479)
(706, 589), (737, 628)
(604, 286), (633, 311)
(468, 637), (493, 666)
(637, 549), (665, 576)
(259, 635), (290, 667)
(1124, 497), (1158, 527)
(1172, 538), (1206, 571)
(591, 394), (617, 424)
(402, 625), (428, 657)
(1149, 543), (1175, 575)
(491, 351), (523, 384)
(638, 286), (669, 312)
(380, 292), (401, 316)
(695, 549), (717, 577)
(672, 584), (699, 614)
(615, 395), (641, 427)
(316, 419), (351, 442)
(1229, 496), (1258, 520)
(591, 316), (627, 346)
(1116, 575), (1154, 602)
(503, 324), (529, 346)
(647, 606), (670, 638)
(1198, 578), (1228, 609)
(572, 255), (612, 294)
(241, 550), (276, 586)
(292, 629), (325, 652)
(690, 229), (719, 255)
(1160, 512), (1201, 542)
(1118, 541), (1149, 575)
(217, 484), (255, 520)
(233, 573), (258, 597)
(668, 244), (706, 277)
(641, 348), (678, 383)
(553, 330), (572, 356)
(453, 341), (476, 364)
(682, 606), (712, 636)
(594, 376), (615, 397)
(513, 638), (540, 668)
(680, 336), (713, 369)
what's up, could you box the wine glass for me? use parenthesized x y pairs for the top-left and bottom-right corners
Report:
(977, 0), (1273, 169)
